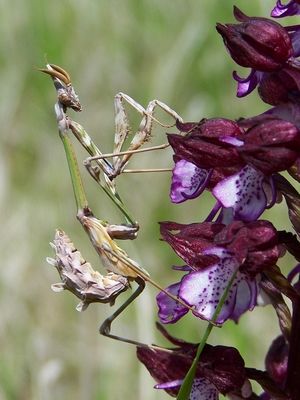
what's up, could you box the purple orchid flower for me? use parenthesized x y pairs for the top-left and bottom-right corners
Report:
(157, 220), (282, 324)
(271, 0), (300, 18)
(217, 7), (300, 105)
(169, 117), (300, 222)
(137, 323), (252, 399)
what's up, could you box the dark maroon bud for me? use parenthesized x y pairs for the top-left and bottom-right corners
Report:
(169, 118), (244, 170)
(216, 7), (293, 72)
(238, 119), (300, 175)
(137, 324), (247, 397)
(258, 67), (300, 106)
(176, 118), (242, 139)
(214, 220), (280, 275)
(265, 336), (288, 386)
(159, 221), (223, 269)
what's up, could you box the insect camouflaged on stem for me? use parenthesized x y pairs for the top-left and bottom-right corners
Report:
(41, 63), (197, 345)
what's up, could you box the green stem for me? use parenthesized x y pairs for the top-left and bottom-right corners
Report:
(60, 131), (88, 212)
(177, 268), (239, 400)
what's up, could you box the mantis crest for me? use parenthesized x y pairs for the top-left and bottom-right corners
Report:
(41, 63), (194, 345)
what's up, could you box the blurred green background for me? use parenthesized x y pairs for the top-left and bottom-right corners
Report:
(0, 0), (292, 399)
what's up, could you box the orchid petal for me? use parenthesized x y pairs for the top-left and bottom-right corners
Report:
(232, 70), (261, 97)
(271, 0), (300, 17)
(190, 378), (219, 400)
(157, 282), (188, 324)
(156, 378), (219, 400)
(179, 248), (239, 324)
(155, 379), (182, 390)
(170, 160), (211, 203)
(179, 248), (258, 323)
(212, 165), (267, 222)
(230, 276), (258, 322)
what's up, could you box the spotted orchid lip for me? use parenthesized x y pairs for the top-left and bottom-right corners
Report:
(157, 247), (259, 325)
(212, 165), (268, 222)
(157, 220), (280, 325)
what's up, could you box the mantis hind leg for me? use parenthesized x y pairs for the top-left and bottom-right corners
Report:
(99, 277), (146, 346)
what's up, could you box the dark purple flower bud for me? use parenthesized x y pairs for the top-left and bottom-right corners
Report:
(238, 119), (300, 175)
(217, 7), (293, 72)
(214, 220), (280, 274)
(258, 67), (300, 106)
(169, 118), (244, 170)
(159, 221), (224, 269)
(176, 118), (242, 138)
(271, 0), (300, 18)
(136, 323), (249, 397)
(265, 335), (288, 386)
(238, 102), (300, 130)
(160, 220), (281, 275)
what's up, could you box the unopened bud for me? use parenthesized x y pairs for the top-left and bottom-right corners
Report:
(265, 335), (288, 385)
(258, 67), (300, 106)
(217, 7), (293, 72)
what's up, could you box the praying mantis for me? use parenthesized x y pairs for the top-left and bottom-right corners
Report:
(41, 63), (194, 346)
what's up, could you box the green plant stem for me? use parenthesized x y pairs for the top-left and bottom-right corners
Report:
(177, 268), (239, 400)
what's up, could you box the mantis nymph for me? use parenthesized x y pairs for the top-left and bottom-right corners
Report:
(41, 64), (194, 345)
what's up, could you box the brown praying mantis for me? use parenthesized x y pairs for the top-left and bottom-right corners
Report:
(41, 63), (195, 346)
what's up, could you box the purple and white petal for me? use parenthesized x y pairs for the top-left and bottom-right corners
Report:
(170, 160), (211, 203)
(219, 136), (244, 147)
(156, 378), (219, 400)
(271, 0), (300, 18)
(190, 378), (219, 400)
(155, 379), (182, 390)
(232, 70), (261, 97)
(154, 378), (219, 400)
(212, 165), (267, 222)
(179, 248), (240, 324)
(230, 274), (258, 322)
(157, 282), (189, 324)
